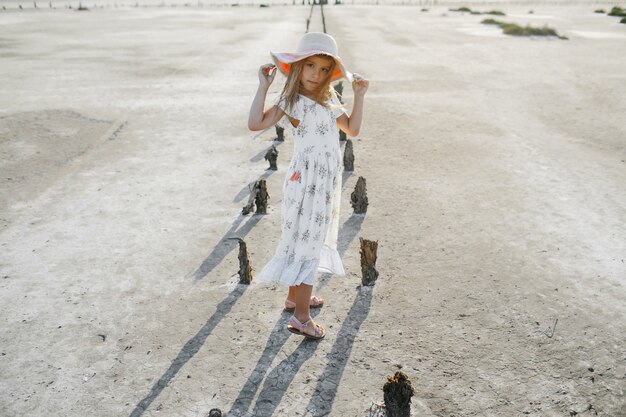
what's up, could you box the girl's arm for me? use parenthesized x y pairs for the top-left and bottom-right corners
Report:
(336, 73), (369, 137)
(248, 64), (285, 131)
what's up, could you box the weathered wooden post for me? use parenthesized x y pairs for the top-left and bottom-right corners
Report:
(334, 82), (346, 140)
(254, 179), (269, 214)
(208, 408), (223, 417)
(242, 180), (270, 215)
(360, 238), (379, 286)
(334, 82), (344, 104)
(336, 82), (345, 145)
(350, 176), (368, 214)
(275, 125), (284, 142)
(343, 139), (354, 171)
(237, 238), (253, 285)
(383, 371), (414, 417)
(265, 145), (278, 170)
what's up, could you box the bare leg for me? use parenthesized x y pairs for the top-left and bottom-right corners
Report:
(285, 285), (324, 309)
(287, 286), (297, 303)
(294, 284), (325, 337)
(294, 284), (313, 323)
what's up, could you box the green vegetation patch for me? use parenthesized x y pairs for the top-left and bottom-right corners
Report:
(450, 6), (472, 12)
(481, 18), (568, 39)
(484, 10), (505, 16)
(594, 9), (606, 13)
(450, 6), (505, 16)
(608, 6), (626, 17)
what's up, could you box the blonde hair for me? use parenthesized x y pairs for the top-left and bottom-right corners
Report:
(279, 54), (337, 114)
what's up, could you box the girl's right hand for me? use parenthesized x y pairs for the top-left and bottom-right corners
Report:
(259, 63), (277, 88)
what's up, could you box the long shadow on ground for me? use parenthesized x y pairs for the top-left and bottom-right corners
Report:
(226, 213), (364, 415)
(227, 315), (321, 416)
(317, 213), (365, 291)
(249, 140), (284, 163)
(191, 214), (263, 282)
(250, 339), (320, 416)
(233, 171), (276, 204)
(128, 285), (247, 417)
(233, 140), (284, 204)
(303, 286), (374, 416)
(226, 313), (293, 416)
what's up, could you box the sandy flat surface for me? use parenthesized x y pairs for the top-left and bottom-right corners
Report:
(1, 3), (625, 417)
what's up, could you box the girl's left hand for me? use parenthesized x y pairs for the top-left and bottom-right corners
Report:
(351, 73), (369, 97)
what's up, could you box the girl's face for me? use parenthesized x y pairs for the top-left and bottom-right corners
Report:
(299, 55), (334, 93)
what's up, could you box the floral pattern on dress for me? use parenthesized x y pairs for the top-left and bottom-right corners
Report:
(296, 123), (308, 137)
(303, 102), (317, 115)
(315, 122), (329, 136)
(257, 91), (347, 287)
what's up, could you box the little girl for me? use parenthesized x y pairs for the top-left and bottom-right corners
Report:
(248, 32), (369, 340)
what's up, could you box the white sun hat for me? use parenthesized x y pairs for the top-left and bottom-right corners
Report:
(270, 32), (353, 83)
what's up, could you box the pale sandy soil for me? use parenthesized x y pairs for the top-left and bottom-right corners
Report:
(1, 4), (625, 417)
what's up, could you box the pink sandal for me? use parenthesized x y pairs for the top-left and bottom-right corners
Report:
(284, 296), (324, 312)
(287, 315), (326, 340)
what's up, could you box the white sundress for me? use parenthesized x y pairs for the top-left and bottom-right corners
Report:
(256, 90), (347, 286)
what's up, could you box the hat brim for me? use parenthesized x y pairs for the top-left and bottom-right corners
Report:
(270, 50), (353, 83)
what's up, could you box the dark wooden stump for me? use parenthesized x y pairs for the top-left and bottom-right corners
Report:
(334, 82), (344, 104)
(383, 371), (414, 417)
(265, 145), (278, 170)
(237, 239), (253, 285)
(242, 179), (270, 215)
(360, 238), (379, 286)
(275, 125), (284, 142)
(343, 139), (354, 171)
(339, 130), (347, 142)
(208, 408), (222, 417)
(254, 179), (269, 214)
(350, 176), (368, 214)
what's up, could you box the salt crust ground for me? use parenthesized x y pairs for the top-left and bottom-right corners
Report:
(0, 3), (625, 417)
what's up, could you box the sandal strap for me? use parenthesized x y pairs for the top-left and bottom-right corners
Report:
(289, 315), (324, 338)
(302, 319), (323, 338)
(289, 315), (306, 332)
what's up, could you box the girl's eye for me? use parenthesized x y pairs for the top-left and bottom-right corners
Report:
(322, 68), (329, 72)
